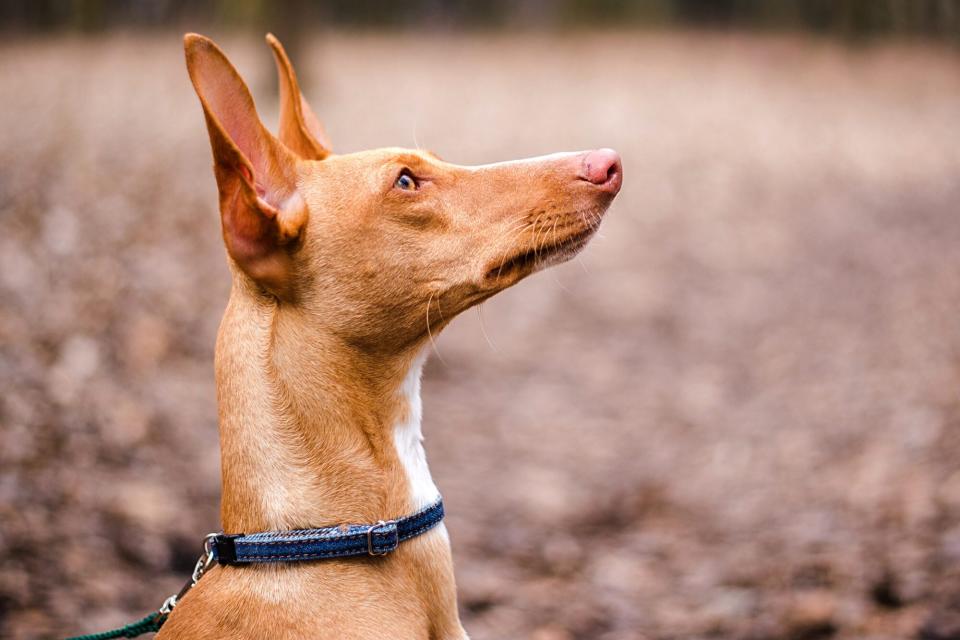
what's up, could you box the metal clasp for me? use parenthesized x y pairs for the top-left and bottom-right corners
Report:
(158, 533), (218, 615)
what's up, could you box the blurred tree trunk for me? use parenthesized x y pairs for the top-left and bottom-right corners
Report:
(265, 0), (309, 85)
(261, 0), (317, 122)
(0, 0), (957, 40)
(73, 0), (105, 31)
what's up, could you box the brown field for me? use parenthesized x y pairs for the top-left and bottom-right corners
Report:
(1, 30), (960, 640)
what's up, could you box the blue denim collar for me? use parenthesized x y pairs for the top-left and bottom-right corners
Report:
(209, 498), (444, 565)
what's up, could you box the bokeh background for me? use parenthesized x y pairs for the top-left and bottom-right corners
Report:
(2, 2), (960, 639)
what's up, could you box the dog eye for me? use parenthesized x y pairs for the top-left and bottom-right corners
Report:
(394, 170), (418, 191)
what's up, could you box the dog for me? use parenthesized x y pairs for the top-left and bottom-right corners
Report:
(159, 32), (621, 639)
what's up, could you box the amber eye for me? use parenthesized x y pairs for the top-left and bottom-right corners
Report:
(394, 170), (418, 191)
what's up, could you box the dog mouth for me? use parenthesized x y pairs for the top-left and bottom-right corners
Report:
(484, 225), (597, 282)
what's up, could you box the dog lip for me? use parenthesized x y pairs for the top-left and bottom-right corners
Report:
(550, 226), (597, 254)
(484, 225), (598, 282)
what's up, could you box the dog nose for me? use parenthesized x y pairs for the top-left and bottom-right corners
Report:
(578, 148), (622, 194)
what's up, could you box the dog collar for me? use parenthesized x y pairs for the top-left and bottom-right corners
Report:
(209, 498), (444, 565)
(67, 500), (446, 639)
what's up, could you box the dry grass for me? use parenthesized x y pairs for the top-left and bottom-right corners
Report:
(1, 30), (960, 640)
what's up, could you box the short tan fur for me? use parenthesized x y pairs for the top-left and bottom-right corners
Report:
(161, 33), (622, 640)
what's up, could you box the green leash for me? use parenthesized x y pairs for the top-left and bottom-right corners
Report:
(65, 534), (218, 640)
(65, 611), (166, 640)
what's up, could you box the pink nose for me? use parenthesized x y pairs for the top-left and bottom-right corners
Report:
(579, 148), (622, 193)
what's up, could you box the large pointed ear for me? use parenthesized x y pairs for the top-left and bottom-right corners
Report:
(266, 33), (332, 160)
(184, 33), (308, 298)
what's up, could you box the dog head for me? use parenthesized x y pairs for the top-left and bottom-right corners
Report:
(184, 34), (621, 352)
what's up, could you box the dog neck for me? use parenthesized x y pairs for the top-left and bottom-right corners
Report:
(214, 276), (440, 534)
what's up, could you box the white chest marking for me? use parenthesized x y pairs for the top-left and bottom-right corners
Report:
(393, 349), (441, 511)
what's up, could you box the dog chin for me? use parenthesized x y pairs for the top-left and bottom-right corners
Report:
(541, 225), (598, 266)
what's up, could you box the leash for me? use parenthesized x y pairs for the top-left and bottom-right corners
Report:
(66, 499), (444, 639)
(65, 613), (166, 640)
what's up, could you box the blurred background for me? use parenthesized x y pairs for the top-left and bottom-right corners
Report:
(2, 1), (960, 639)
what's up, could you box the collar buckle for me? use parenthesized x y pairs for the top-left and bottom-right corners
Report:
(366, 520), (398, 556)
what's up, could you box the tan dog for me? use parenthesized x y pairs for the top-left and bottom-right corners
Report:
(161, 33), (621, 640)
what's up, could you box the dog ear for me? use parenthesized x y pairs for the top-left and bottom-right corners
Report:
(266, 33), (332, 160)
(184, 33), (308, 298)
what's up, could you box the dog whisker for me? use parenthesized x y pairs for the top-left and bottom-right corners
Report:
(425, 290), (446, 365)
(476, 304), (499, 353)
(575, 254), (590, 274)
(494, 218), (537, 278)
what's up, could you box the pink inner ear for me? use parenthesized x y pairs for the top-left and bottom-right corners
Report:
(193, 54), (269, 179)
(237, 164), (266, 197)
